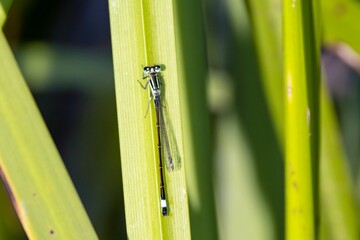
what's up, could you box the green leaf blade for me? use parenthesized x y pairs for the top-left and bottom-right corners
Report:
(283, 0), (319, 239)
(109, 0), (191, 239)
(0, 33), (98, 239)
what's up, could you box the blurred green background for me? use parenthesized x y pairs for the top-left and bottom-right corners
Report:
(1, 0), (360, 239)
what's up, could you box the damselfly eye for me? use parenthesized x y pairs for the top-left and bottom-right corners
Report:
(154, 65), (161, 72)
(144, 67), (150, 73)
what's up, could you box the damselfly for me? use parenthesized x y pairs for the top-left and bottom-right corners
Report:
(138, 65), (174, 216)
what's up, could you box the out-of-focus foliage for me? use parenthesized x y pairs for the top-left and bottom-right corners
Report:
(206, 0), (284, 239)
(0, 0), (12, 27)
(321, 0), (360, 53)
(320, 82), (359, 240)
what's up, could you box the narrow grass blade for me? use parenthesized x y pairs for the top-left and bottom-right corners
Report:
(283, 0), (320, 239)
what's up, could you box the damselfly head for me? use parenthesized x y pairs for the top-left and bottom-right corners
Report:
(143, 65), (161, 75)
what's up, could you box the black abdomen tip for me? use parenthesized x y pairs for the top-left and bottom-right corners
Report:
(162, 207), (168, 216)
